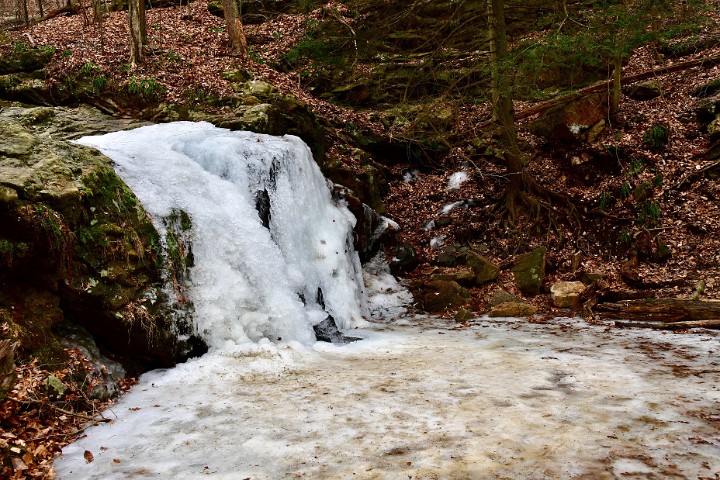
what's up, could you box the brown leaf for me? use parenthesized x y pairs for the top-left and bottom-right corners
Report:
(84, 450), (94, 463)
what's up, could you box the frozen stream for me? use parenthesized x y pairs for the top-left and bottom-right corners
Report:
(56, 317), (720, 479)
(56, 123), (720, 478)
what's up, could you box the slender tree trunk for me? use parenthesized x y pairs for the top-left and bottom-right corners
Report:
(221, 0), (247, 56)
(610, 55), (622, 124)
(128, 0), (144, 66)
(487, 0), (524, 192)
(37, 0), (44, 17)
(20, 0), (29, 25)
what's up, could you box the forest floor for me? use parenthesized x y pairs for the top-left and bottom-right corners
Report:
(1, 0), (720, 477)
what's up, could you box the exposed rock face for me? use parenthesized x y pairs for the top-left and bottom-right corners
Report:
(550, 281), (586, 309)
(512, 247), (547, 296)
(0, 108), (205, 372)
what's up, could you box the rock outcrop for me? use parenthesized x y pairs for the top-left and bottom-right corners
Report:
(0, 107), (205, 373)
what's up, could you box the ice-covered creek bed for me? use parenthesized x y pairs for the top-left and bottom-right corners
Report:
(56, 316), (720, 479)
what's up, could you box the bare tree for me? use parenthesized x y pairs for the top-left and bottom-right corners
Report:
(221, 0), (247, 56)
(128, 0), (145, 66)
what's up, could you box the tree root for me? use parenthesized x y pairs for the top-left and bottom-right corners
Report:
(492, 171), (581, 231)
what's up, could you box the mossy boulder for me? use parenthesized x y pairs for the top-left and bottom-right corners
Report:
(625, 81), (662, 101)
(0, 44), (54, 75)
(411, 279), (470, 312)
(0, 108), (205, 372)
(512, 247), (546, 296)
(465, 252), (500, 286)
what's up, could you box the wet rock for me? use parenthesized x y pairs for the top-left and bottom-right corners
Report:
(550, 281), (586, 309)
(431, 268), (475, 287)
(454, 307), (473, 322)
(389, 242), (419, 275)
(44, 375), (67, 399)
(411, 279), (470, 312)
(465, 252), (500, 286)
(488, 302), (537, 318)
(61, 324), (127, 401)
(625, 81), (662, 100)
(692, 78), (720, 98)
(581, 271), (607, 285)
(434, 245), (465, 267)
(0, 339), (15, 398)
(313, 315), (361, 344)
(528, 93), (607, 143)
(488, 288), (524, 307)
(512, 247), (546, 296)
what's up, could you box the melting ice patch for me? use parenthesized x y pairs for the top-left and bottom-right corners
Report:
(55, 318), (720, 479)
(75, 122), (367, 350)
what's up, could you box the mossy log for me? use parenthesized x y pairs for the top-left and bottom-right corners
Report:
(597, 298), (720, 322)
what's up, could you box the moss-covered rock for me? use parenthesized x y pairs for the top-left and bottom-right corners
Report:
(0, 108), (205, 372)
(512, 247), (546, 296)
(0, 44), (54, 75)
(411, 279), (470, 312)
(465, 252), (500, 286)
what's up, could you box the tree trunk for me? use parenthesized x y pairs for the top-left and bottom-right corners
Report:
(221, 0), (247, 56)
(609, 55), (622, 124)
(20, 0), (30, 25)
(37, 0), (44, 17)
(487, 0), (527, 208)
(128, 0), (144, 66)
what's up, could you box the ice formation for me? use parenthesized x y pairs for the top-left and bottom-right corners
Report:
(75, 122), (368, 350)
(447, 170), (469, 190)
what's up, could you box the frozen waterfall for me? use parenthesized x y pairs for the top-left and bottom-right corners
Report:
(76, 122), (368, 350)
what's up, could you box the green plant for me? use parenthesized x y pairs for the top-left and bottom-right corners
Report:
(164, 51), (183, 63)
(92, 76), (108, 92)
(627, 157), (645, 176)
(209, 26), (224, 33)
(652, 173), (663, 187)
(619, 229), (632, 244)
(62, 49), (72, 57)
(80, 61), (101, 77)
(638, 201), (662, 227)
(619, 181), (631, 199)
(127, 77), (167, 100)
(643, 124), (669, 150)
(598, 191), (613, 211)
(299, 0), (319, 13)
(118, 64), (131, 73)
(12, 41), (31, 53)
(248, 46), (264, 64)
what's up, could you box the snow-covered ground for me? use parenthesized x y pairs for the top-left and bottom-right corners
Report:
(56, 317), (720, 479)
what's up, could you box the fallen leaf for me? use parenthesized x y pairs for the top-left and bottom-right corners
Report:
(84, 450), (94, 463)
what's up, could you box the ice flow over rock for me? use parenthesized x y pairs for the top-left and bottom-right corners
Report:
(76, 122), (368, 350)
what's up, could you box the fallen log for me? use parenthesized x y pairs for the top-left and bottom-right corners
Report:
(616, 319), (720, 331)
(597, 298), (720, 322)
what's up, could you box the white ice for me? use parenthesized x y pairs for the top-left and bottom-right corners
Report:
(447, 171), (469, 190)
(75, 122), (367, 350)
(55, 317), (720, 479)
(441, 201), (464, 214)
